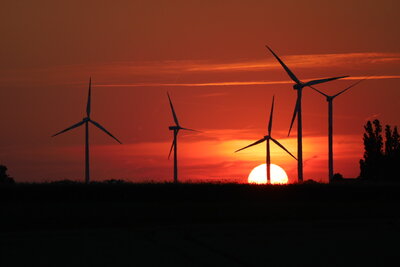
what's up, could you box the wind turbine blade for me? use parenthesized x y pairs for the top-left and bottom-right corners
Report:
(86, 77), (91, 117)
(52, 120), (86, 137)
(181, 127), (201, 133)
(168, 139), (175, 159)
(309, 85), (329, 97)
(235, 137), (266, 153)
(167, 92), (180, 126)
(265, 45), (301, 84)
(288, 97), (300, 136)
(332, 78), (367, 98)
(89, 120), (122, 144)
(304, 76), (348, 87)
(268, 95), (275, 136)
(271, 137), (297, 160)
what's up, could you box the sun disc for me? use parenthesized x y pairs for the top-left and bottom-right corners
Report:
(248, 164), (289, 184)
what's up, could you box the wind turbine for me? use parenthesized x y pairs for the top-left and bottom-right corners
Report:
(52, 78), (122, 184)
(266, 46), (348, 182)
(235, 96), (297, 183)
(167, 92), (198, 183)
(309, 78), (367, 183)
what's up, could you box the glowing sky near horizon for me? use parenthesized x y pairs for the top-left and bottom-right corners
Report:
(0, 0), (399, 183)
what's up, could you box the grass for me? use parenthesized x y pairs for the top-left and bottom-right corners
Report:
(1, 181), (400, 266)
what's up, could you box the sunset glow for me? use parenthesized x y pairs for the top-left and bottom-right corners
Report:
(3, 2), (400, 266)
(248, 164), (289, 184)
(0, 1), (399, 183)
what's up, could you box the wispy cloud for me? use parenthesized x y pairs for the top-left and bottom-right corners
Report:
(1, 51), (399, 87)
(96, 75), (400, 88)
(94, 52), (400, 74)
(1, 51), (399, 89)
(183, 52), (400, 72)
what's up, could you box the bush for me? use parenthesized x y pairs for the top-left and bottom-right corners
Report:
(332, 173), (344, 181)
(0, 165), (15, 184)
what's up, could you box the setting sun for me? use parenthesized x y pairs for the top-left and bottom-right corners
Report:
(248, 164), (289, 184)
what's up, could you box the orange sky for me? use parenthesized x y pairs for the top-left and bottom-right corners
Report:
(1, 0), (399, 183)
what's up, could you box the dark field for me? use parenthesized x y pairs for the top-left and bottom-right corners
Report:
(1, 182), (400, 266)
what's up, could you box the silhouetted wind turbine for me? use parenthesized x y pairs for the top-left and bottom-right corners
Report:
(266, 46), (348, 182)
(235, 96), (297, 183)
(167, 92), (198, 183)
(309, 78), (367, 183)
(52, 78), (122, 184)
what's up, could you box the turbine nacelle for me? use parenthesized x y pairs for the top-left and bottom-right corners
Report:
(309, 77), (369, 102)
(169, 126), (180, 131)
(293, 83), (304, 90)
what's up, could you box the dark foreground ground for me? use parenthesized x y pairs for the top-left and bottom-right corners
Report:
(1, 182), (400, 266)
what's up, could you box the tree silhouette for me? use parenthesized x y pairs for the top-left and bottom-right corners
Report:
(0, 165), (15, 184)
(393, 127), (400, 161)
(359, 120), (400, 181)
(359, 120), (383, 180)
(383, 125), (400, 180)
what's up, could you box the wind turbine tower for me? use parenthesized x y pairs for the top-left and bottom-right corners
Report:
(266, 46), (348, 182)
(309, 78), (367, 182)
(235, 96), (297, 183)
(167, 93), (198, 183)
(52, 78), (122, 184)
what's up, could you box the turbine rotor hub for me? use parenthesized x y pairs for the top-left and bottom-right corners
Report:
(293, 83), (303, 90)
